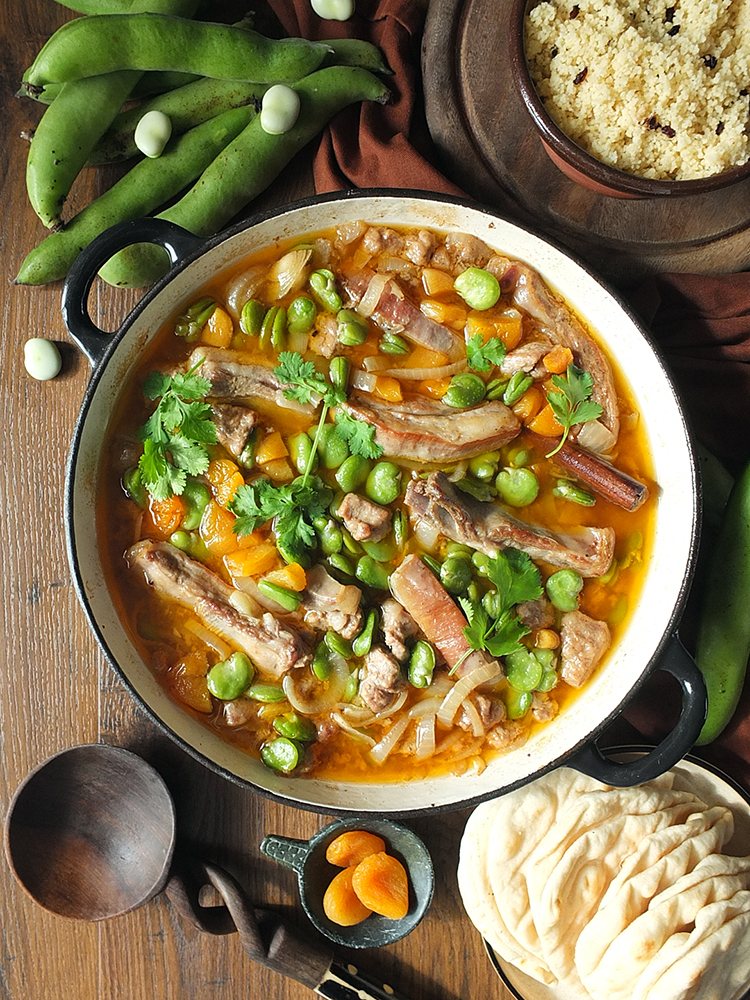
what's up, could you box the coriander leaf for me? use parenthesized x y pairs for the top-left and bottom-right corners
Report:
(274, 351), (346, 409)
(166, 434), (211, 477)
(485, 611), (530, 658)
(228, 482), (266, 535)
(177, 401), (218, 444)
(169, 370), (212, 400)
(229, 476), (332, 565)
(466, 334), (507, 373)
(546, 364), (603, 456)
(333, 410), (383, 460)
(458, 597), (492, 653)
(142, 371), (172, 400)
(138, 438), (187, 501)
(486, 549), (543, 610)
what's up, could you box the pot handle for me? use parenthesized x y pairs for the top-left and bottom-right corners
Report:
(566, 634), (707, 786)
(61, 218), (202, 368)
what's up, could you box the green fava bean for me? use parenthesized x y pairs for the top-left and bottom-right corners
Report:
(408, 640), (435, 688)
(469, 451), (500, 481)
(362, 536), (397, 563)
(379, 332), (409, 355)
(495, 467), (539, 507)
(317, 519), (343, 555)
(175, 297), (216, 341)
(329, 356), (350, 394)
(248, 683), (287, 703)
(505, 648), (543, 693)
(325, 631), (353, 658)
(240, 298), (264, 337)
(336, 308), (368, 347)
(352, 609), (377, 657)
(123, 466), (147, 508)
(327, 552), (355, 578)
(169, 530), (192, 552)
(312, 641), (332, 680)
(207, 652), (254, 700)
(537, 668), (559, 693)
(471, 551), (491, 576)
(503, 372), (533, 406)
(315, 424), (350, 470)
(355, 556), (391, 590)
(393, 509), (408, 549)
(309, 269), (342, 312)
(546, 569), (583, 612)
(553, 479), (596, 506)
(257, 580), (302, 611)
(335, 456), (371, 493)
(506, 687), (532, 720)
(261, 736), (302, 772)
(181, 479), (211, 530)
(260, 305), (286, 350)
(343, 669), (359, 702)
(482, 589), (504, 620)
(289, 432), (318, 476)
(287, 295), (317, 335)
(440, 555), (473, 595)
(273, 713), (317, 742)
(454, 267), (501, 310)
(444, 373), (486, 409)
(365, 461), (402, 505)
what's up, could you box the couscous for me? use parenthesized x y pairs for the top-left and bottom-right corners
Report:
(524, 0), (750, 180)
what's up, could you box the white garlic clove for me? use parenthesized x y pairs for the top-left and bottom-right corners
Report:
(260, 85), (301, 135)
(310, 0), (355, 19)
(24, 338), (62, 381)
(134, 110), (173, 159)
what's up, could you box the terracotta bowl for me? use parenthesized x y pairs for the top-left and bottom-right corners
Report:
(508, 0), (750, 199)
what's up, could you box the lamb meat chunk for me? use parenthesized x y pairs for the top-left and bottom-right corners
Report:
(499, 259), (619, 442)
(340, 268), (464, 359)
(381, 598), (419, 662)
(222, 699), (256, 728)
(389, 554), (499, 678)
(309, 313), (340, 359)
(128, 540), (310, 678)
(211, 402), (258, 459)
(405, 472), (615, 578)
(517, 596), (556, 631)
(338, 493), (391, 543)
(500, 340), (555, 378)
(531, 691), (559, 722)
(186, 347), (314, 415)
(339, 391), (520, 464)
(560, 610), (611, 687)
(360, 645), (403, 714)
(403, 229), (438, 266)
(361, 226), (405, 256)
(299, 564), (362, 640)
(457, 692), (505, 732)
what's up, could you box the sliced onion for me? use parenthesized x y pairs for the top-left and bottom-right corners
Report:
(184, 619), (232, 659)
(338, 704), (375, 725)
(408, 696), (444, 719)
(225, 266), (265, 317)
(266, 248), (312, 300)
(351, 368), (378, 393)
(414, 714), (436, 760)
(437, 660), (502, 727)
(363, 355), (395, 373)
(573, 418), (617, 455)
(331, 712), (377, 747)
(373, 689), (408, 721)
(369, 713), (411, 764)
(228, 589), (262, 619)
(413, 516), (440, 553)
(378, 256), (417, 278)
(460, 697), (485, 737)
(447, 461), (468, 482)
(380, 361), (467, 380)
(283, 651), (348, 714)
(357, 273), (389, 317)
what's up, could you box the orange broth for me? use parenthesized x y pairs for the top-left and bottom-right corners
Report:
(98, 223), (656, 782)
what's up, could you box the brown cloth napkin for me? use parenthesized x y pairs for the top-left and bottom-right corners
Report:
(268, 0), (750, 783)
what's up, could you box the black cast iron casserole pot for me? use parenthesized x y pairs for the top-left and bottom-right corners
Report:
(62, 190), (706, 816)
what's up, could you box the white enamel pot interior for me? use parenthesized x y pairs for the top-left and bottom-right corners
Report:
(63, 190), (705, 816)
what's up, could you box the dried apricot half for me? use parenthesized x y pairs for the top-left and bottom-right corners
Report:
(325, 829), (386, 868)
(351, 852), (409, 920)
(322, 866), (373, 926)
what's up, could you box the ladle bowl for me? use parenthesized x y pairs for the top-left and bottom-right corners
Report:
(4, 743), (175, 920)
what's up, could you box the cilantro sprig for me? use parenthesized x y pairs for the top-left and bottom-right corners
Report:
(455, 548), (543, 671)
(545, 364), (603, 457)
(137, 364), (216, 501)
(466, 334), (507, 373)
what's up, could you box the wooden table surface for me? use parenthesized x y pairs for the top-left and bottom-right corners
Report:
(0, 3), (513, 998)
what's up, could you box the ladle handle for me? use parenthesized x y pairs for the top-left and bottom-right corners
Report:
(260, 833), (311, 875)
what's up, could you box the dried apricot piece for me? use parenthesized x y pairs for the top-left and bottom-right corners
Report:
(325, 830), (386, 868)
(351, 852), (409, 919)
(323, 867), (373, 926)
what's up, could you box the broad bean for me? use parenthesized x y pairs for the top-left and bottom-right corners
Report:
(355, 556), (390, 590)
(247, 683), (287, 703)
(335, 455), (371, 493)
(495, 467), (539, 507)
(329, 355), (350, 393)
(505, 648), (543, 693)
(362, 536), (398, 563)
(443, 373), (486, 409)
(273, 713), (317, 742)
(312, 641), (332, 680)
(440, 554), (472, 595)
(257, 579), (302, 611)
(325, 631), (352, 658)
(23, 337), (61, 380)
(25, 16), (331, 87)
(316, 518), (343, 555)
(503, 372), (533, 406)
(454, 267), (500, 310)
(365, 462), (402, 505)
(123, 466), (147, 507)
(310, 269), (342, 312)
(505, 687), (532, 720)
(98, 68), (390, 287)
(315, 423), (350, 469)
(352, 609), (377, 657)
(240, 298), (265, 337)
(181, 479), (211, 530)
(134, 109), (172, 157)
(207, 651), (253, 700)
(408, 640), (435, 687)
(261, 736), (302, 772)
(553, 479), (596, 506)
(468, 451), (500, 481)
(336, 308), (368, 347)
(545, 569), (583, 612)
(260, 85), (301, 135)
(379, 332), (409, 355)
(288, 296), (317, 335)
(289, 432), (318, 476)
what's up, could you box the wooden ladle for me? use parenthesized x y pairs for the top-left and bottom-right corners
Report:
(4, 743), (411, 1000)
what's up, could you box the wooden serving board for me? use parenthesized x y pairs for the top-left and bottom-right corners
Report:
(421, 0), (750, 285)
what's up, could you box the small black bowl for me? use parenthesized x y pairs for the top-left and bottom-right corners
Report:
(260, 817), (434, 948)
(508, 0), (750, 198)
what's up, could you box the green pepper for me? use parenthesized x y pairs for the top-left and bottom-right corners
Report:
(695, 458), (750, 745)
(421, 554), (442, 578)
(207, 652), (254, 700)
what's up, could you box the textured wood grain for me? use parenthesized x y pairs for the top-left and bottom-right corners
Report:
(423, 0), (750, 286)
(0, 2), (510, 998)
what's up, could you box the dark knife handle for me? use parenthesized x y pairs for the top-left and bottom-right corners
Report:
(317, 960), (412, 1000)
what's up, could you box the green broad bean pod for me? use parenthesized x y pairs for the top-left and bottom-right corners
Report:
(321, 38), (392, 74)
(16, 104), (258, 285)
(24, 15), (332, 87)
(694, 458), (750, 745)
(98, 66), (390, 288)
(24, 0), (200, 230)
(89, 77), (268, 165)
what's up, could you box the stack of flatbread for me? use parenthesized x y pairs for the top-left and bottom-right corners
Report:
(457, 768), (750, 1000)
